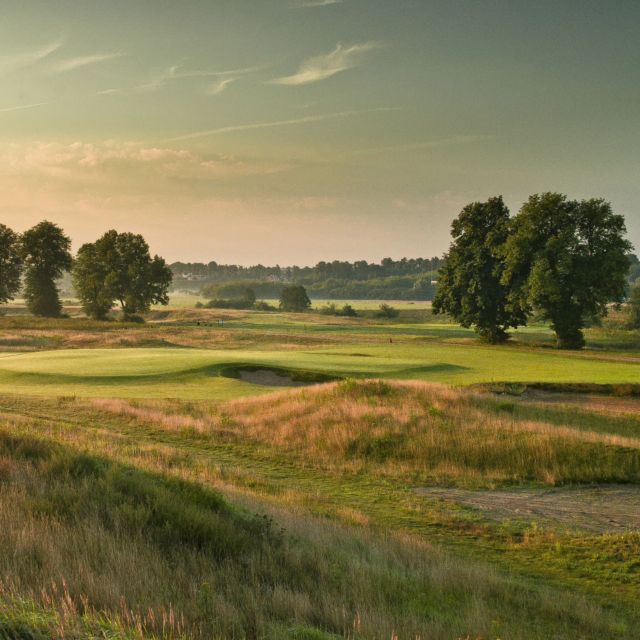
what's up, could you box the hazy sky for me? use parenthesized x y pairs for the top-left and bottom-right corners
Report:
(1, 0), (638, 264)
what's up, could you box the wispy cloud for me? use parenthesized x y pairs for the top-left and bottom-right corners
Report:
(269, 42), (378, 86)
(98, 63), (263, 96)
(166, 107), (396, 142)
(297, 0), (343, 7)
(0, 39), (63, 74)
(0, 101), (51, 114)
(349, 135), (493, 156)
(51, 52), (124, 73)
(204, 77), (237, 96)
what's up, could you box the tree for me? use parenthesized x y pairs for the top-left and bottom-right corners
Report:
(72, 242), (113, 320)
(72, 230), (172, 320)
(21, 221), (72, 317)
(628, 282), (640, 330)
(279, 285), (311, 312)
(502, 193), (632, 349)
(0, 224), (22, 304)
(433, 196), (526, 343)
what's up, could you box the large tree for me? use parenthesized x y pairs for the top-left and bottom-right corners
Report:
(0, 224), (22, 304)
(21, 221), (72, 317)
(502, 193), (632, 349)
(433, 196), (526, 343)
(73, 230), (172, 320)
(72, 242), (113, 320)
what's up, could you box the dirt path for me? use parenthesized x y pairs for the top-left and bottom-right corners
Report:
(515, 389), (640, 416)
(416, 485), (640, 533)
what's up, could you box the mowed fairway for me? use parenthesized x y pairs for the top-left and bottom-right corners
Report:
(0, 333), (637, 399)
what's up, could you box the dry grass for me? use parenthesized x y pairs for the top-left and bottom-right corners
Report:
(92, 380), (640, 487)
(0, 314), (370, 353)
(2, 428), (630, 639)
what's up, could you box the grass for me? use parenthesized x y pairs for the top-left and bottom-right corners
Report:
(0, 391), (639, 639)
(0, 309), (639, 638)
(0, 341), (636, 400)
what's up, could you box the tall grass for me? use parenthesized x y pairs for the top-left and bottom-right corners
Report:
(94, 380), (640, 487)
(0, 428), (635, 639)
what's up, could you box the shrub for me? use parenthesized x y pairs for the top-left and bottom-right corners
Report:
(340, 304), (358, 317)
(254, 301), (278, 312)
(377, 304), (399, 319)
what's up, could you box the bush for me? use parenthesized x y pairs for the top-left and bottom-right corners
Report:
(254, 301), (277, 312)
(340, 304), (357, 317)
(377, 304), (399, 319)
(318, 303), (338, 315)
(318, 303), (358, 317)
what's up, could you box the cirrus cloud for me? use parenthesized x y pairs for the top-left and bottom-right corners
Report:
(269, 42), (379, 86)
(51, 52), (124, 73)
(0, 38), (63, 75)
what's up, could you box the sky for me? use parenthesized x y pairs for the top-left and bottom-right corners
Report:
(1, 0), (638, 265)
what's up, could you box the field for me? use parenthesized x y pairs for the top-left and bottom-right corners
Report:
(0, 302), (639, 639)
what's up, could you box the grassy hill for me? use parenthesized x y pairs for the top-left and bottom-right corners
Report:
(1, 381), (639, 639)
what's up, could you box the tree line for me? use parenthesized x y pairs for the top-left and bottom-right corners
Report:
(0, 221), (172, 321)
(171, 256), (443, 282)
(175, 257), (443, 302)
(433, 193), (633, 349)
(200, 273), (438, 302)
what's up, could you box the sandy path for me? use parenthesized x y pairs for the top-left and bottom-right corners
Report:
(514, 390), (640, 416)
(416, 485), (640, 533)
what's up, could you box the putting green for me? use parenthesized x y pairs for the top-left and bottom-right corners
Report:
(0, 343), (636, 400)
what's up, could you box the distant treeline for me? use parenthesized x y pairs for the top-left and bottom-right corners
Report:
(171, 257), (443, 300)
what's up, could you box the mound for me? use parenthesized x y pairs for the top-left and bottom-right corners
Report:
(95, 380), (640, 487)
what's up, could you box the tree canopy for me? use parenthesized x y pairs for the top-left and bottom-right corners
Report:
(73, 230), (172, 320)
(433, 197), (526, 343)
(0, 224), (22, 305)
(21, 221), (73, 317)
(502, 193), (632, 349)
(279, 286), (311, 312)
(72, 242), (113, 320)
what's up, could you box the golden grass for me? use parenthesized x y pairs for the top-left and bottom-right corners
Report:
(90, 380), (640, 487)
(0, 427), (633, 640)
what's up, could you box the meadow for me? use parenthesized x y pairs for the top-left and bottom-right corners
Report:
(0, 301), (639, 639)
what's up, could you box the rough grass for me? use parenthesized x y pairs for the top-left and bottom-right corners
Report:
(93, 380), (640, 487)
(2, 429), (634, 639)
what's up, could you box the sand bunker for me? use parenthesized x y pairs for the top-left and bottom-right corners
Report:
(221, 365), (338, 388)
(236, 368), (317, 387)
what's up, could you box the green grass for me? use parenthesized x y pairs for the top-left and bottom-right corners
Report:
(0, 340), (636, 400)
